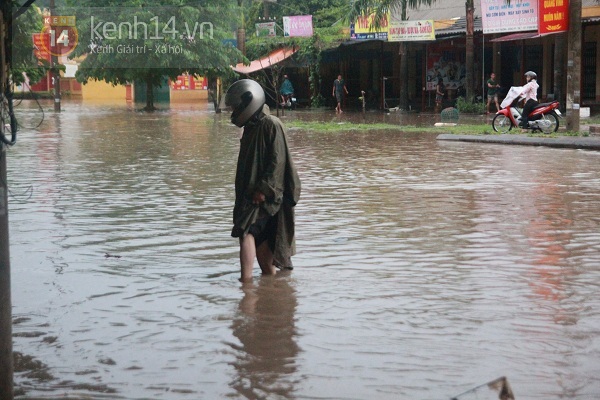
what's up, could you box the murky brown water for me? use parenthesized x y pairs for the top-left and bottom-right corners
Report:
(7, 100), (600, 399)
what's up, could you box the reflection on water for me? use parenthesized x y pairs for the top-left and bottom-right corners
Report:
(229, 276), (299, 398)
(8, 100), (600, 399)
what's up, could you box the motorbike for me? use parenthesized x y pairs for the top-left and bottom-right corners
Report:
(492, 86), (562, 134)
(280, 93), (296, 109)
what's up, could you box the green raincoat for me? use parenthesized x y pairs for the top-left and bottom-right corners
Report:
(280, 78), (294, 96)
(232, 109), (301, 269)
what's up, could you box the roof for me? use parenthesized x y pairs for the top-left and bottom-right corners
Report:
(233, 47), (298, 75)
(399, 0), (598, 35)
(434, 16), (483, 36)
(490, 31), (542, 42)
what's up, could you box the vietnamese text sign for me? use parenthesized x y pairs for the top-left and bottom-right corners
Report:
(32, 33), (51, 62)
(388, 20), (435, 42)
(283, 15), (313, 37)
(538, 0), (569, 34)
(481, 0), (538, 34)
(350, 12), (388, 40)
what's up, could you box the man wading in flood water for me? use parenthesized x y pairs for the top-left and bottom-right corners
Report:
(225, 79), (301, 282)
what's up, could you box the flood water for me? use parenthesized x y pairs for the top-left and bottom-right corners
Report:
(7, 100), (600, 399)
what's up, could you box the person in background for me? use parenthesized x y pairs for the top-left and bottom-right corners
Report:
(519, 71), (539, 130)
(280, 74), (294, 107)
(333, 74), (349, 113)
(435, 79), (445, 109)
(486, 72), (501, 114)
(225, 79), (301, 282)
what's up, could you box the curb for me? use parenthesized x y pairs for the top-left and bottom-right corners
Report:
(436, 134), (600, 151)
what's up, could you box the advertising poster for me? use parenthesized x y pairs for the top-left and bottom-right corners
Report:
(171, 75), (208, 90)
(388, 20), (435, 42)
(283, 15), (313, 37)
(255, 22), (276, 37)
(426, 43), (465, 92)
(480, 0), (538, 34)
(350, 12), (388, 40)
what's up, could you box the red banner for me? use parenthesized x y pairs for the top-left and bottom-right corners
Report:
(538, 0), (569, 34)
(32, 33), (51, 62)
(171, 75), (208, 90)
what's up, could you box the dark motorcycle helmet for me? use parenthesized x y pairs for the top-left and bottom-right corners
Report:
(225, 79), (266, 127)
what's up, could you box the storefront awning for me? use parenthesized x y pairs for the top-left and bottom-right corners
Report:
(489, 32), (540, 42)
(233, 47), (298, 74)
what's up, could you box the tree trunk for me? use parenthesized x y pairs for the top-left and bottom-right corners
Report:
(0, 7), (14, 399)
(465, 1), (475, 100)
(553, 32), (566, 107)
(237, 28), (246, 57)
(398, 3), (409, 110)
(145, 77), (155, 112)
(566, 0), (582, 132)
(399, 42), (409, 110)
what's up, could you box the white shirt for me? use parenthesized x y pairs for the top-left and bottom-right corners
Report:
(520, 80), (539, 102)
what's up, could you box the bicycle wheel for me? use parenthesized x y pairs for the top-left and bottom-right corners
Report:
(492, 114), (513, 134)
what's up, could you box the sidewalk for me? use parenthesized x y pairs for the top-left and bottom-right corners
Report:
(436, 133), (600, 151)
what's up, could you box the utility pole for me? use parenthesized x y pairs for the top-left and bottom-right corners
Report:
(566, 0), (582, 132)
(0, 3), (14, 399)
(50, 0), (61, 112)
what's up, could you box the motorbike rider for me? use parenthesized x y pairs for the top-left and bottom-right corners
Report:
(518, 71), (539, 129)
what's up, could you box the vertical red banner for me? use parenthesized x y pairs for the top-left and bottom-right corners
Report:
(32, 33), (51, 62)
(538, 0), (569, 34)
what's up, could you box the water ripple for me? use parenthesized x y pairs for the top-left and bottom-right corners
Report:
(8, 103), (600, 399)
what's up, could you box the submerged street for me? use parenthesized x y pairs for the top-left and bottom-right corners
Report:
(7, 101), (600, 399)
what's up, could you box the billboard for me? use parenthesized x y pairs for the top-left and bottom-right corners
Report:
(255, 21), (276, 37)
(538, 0), (569, 34)
(481, 0), (538, 34)
(283, 15), (313, 37)
(350, 12), (388, 40)
(388, 20), (435, 42)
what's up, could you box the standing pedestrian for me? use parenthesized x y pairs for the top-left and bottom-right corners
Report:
(435, 79), (445, 109)
(225, 79), (301, 282)
(486, 72), (501, 113)
(332, 74), (349, 113)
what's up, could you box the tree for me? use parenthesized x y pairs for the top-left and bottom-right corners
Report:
(248, 0), (348, 30)
(566, 0), (582, 132)
(465, 0), (474, 100)
(9, 3), (49, 86)
(349, 0), (436, 110)
(66, 0), (242, 111)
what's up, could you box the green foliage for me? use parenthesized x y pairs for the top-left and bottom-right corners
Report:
(245, 0), (347, 30)
(244, 25), (345, 108)
(62, 0), (242, 109)
(10, 4), (49, 85)
(455, 97), (486, 114)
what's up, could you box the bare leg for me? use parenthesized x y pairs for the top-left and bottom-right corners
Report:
(256, 240), (276, 276)
(239, 234), (257, 282)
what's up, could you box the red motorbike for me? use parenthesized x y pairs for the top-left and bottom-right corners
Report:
(492, 100), (561, 134)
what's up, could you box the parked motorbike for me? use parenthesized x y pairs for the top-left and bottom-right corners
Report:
(492, 86), (562, 134)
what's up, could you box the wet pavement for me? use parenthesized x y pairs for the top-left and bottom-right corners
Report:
(7, 100), (600, 399)
(438, 133), (600, 150)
